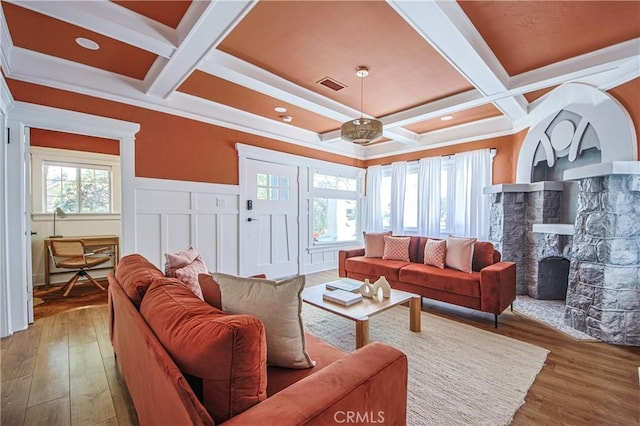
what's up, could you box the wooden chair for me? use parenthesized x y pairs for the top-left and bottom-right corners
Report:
(49, 239), (111, 296)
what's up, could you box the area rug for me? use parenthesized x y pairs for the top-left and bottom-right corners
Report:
(302, 305), (549, 426)
(513, 295), (598, 341)
(33, 282), (108, 320)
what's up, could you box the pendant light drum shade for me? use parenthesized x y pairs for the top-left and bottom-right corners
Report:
(340, 66), (383, 145)
(340, 118), (383, 145)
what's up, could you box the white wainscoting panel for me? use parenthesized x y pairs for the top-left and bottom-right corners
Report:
(134, 178), (239, 274)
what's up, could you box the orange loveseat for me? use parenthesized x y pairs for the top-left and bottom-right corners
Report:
(108, 254), (408, 425)
(339, 237), (516, 327)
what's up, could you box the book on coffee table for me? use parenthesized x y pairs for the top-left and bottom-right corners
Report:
(325, 279), (362, 293)
(322, 289), (363, 306)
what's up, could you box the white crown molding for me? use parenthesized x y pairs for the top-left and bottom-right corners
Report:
(6, 0), (176, 57)
(1, 5), (13, 75)
(11, 101), (139, 139)
(0, 72), (14, 114)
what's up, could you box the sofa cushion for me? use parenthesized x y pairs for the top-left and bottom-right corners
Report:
(382, 236), (411, 261)
(115, 254), (165, 308)
(266, 333), (346, 397)
(213, 273), (315, 369)
(344, 256), (409, 282)
(424, 239), (446, 269)
(140, 277), (267, 423)
(399, 263), (481, 298)
(472, 242), (496, 272)
(445, 236), (477, 273)
(363, 231), (391, 258)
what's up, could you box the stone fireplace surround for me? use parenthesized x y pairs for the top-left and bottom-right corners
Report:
(485, 162), (640, 346)
(484, 83), (640, 346)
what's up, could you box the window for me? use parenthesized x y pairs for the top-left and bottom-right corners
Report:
(311, 170), (361, 245)
(256, 173), (289, 201)
(44, 162), (112, 213)
(380, 163), (418, 232)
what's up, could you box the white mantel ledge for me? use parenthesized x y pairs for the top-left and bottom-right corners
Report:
(483, 181), (564, 194)
(563, 161), (640, 181)
(532, 223), (575, 235)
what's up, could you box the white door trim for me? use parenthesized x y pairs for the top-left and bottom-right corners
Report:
(2, 101), (139, 336)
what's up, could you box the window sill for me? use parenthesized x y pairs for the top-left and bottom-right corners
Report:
(32, 213), (121, 221)
(307, 241), (362, 254)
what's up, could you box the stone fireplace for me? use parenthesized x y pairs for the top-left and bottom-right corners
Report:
(484, 83), (639, 346)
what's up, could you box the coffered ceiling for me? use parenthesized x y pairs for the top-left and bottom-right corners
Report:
(1, 1), (638, 159)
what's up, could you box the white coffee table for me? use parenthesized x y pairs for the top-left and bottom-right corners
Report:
(302, 280), (422, 349)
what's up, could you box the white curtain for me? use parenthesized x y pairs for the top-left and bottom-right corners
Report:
(363, 165), (383, 232)
(417, 156), (441, 237)
(390, 161), (406, 234)
(452, 149), (492, 239)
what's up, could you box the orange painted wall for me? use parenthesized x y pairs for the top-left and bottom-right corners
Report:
(30, 128), (120, 155)
(7, 79), (363, 185)
(365, 131), (527, 185)
(608, 77), (640, 155)
(7, 77), (638, 187)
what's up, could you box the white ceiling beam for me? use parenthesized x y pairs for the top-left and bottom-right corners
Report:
(388, 0), (528, 121)
(509, 38), (640, 94)
(144, 0), (256, 99)
(6, 0), (176, 57)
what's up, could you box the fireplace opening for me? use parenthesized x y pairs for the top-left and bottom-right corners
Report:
(537, 256), (570, 300)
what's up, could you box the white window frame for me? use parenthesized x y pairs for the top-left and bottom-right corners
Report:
(31, 146), (121, 217)
(310, 168), (363, 247)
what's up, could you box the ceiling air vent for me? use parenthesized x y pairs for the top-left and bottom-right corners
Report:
(317, 77), (346, 91)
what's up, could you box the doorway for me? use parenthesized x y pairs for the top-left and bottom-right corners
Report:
(29, 138), (121, 319)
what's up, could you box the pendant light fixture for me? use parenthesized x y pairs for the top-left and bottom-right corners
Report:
(340, 66), (383, 145)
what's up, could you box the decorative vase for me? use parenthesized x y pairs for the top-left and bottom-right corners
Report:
(360, 278), (375, 298)
(372, 276), (391, 298)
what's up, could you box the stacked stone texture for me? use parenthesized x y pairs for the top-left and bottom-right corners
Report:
(489, 190), (566, 295)
(489, 192), (526, 294)
(564, 175), (640, 346)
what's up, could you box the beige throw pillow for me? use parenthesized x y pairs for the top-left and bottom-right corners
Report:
(212, 273), (315, 369)
(363, 231), (392, 258)
(445, 236), (477, 273)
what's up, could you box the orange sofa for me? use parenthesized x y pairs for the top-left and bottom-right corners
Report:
(108, 254), (408, 425)
(339, 237), (516, 327)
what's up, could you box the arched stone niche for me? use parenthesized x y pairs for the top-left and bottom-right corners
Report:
(516, 83), (637, 184)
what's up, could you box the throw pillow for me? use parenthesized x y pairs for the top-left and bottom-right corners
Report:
(212, 273), (315, 369)
(472, 241), (495, 272)
(445, 235), (477, 273)
(382, 236), (411, 261)
(164, 246), (199, 275)
(363, 231), (392, 258)
(174, 257), (207, 300)
(424, 239), (446, 268)
(199, 273), (267, 310)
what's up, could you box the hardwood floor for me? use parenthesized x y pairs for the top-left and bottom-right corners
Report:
(2, 270), (639, 425)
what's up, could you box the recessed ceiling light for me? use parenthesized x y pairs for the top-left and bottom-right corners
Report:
(274, 106), (287, 113)
(75, 37), (100, 50)
(280, 115), (292, 123)
(440, 115), (454, 121)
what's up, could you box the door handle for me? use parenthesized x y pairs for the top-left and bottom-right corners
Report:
(31, 231), (37, 235)
(247, 217), (259, 222)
